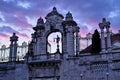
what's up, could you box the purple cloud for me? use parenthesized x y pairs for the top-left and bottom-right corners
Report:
(0, 32), (9, 38)
(0, 18), (2, 22)
(0, 0), (119, 46)
(51, 0), (120, 32)
(0, 26), (18, 33)
(0, 26), (29, 39)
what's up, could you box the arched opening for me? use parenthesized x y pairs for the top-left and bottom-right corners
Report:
(47, 31), (62, 53)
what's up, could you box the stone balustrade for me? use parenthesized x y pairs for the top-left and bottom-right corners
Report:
(0, 42), (28, 62)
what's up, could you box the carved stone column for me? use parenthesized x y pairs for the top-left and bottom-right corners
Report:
(13, 41), (17, 61)
(36, 31), (41, 55)
(62, 11), (77, 56)
(63, 33), (67, 53)
(9, 41), (13, 61)
(66, 26), (74, 56)
(9, 33), (18, 62)
(33, 17), (46, 60)
(99, 18), (106, 53)
(106, 21), (111, 52)
(101, 28), (106, 52)
(75, 27), (80, 55)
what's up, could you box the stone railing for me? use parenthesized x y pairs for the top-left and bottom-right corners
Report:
(0, 42), (28, 62)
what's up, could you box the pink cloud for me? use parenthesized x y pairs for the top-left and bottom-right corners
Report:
(0, 33), (9, 39)
(17, 33), (30, 40)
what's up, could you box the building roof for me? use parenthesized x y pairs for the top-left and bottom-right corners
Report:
(80, 33), (120, 53)
(111, 33), (120, 44)
(80, 45), (92, 53)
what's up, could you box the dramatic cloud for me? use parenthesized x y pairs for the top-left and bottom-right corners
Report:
(0, 25), (30, 46)
(25, 16), (37, 27)
(17, 1), (31, 9)
(0, 26), (18, 33)
(0, 32), (9, 38)
(55, 0), (120, 33)
(0, 12), (5, 22)
(0, 0), (119, 46)
(0, 18), (2, 22)
(0, 26), (29, 39)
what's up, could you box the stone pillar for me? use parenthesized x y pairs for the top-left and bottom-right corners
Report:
(62, 34), (68, 58)
(36, 34), (41, 55)
(42, 36), (46, 54)
(63, 34), (67, 53)
(9, 33), (18, 62)
(33, 17), (46, 60)
(9, 41), (13, 62)
(99, 18), (106, 53)
(62, 11), (77, 56)
(66, 26), (74, 56)
(31, 33), (36, 55)
(106, 21), (111, 52)
(13, 41), (17, 61)
(101, 28), (106, 52)
(35, 31), (47, 60)
(75, 27), (80, 55)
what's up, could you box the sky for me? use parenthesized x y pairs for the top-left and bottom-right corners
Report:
(0, 0), (120, 47)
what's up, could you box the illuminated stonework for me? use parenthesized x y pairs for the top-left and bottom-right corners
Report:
(0, 7), (120, 80)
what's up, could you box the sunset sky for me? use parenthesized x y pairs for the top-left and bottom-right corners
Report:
(0, 0), (120, 47)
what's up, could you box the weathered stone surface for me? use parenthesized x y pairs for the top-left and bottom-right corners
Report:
(0, 7), (119, 80)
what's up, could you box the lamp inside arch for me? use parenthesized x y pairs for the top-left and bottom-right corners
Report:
(47, 32), (62, 53)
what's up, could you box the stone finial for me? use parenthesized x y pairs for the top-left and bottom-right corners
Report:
(106, 22), (110, 28)
(33, 17), (45, 31)
(99, 18), (106, 29)
(10, 33), (18, 41)
(98, 23), (104, 29)
(46, 7), (64, 18)
(65, 11), (73, 21)
(53, 7), (57, 12)
(102, 18), (110, 28)
(37, 17), (44, 26)
(62, 11), (77, 26)
(13, 33), (15, 36)
(102, 18), (106, 23)
(101, 18), (110, 28)
(22, 41), (27, 46)
(1, 45), (6, 49)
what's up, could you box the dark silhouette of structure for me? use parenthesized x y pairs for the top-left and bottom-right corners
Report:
(91, 29), (101, 54)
